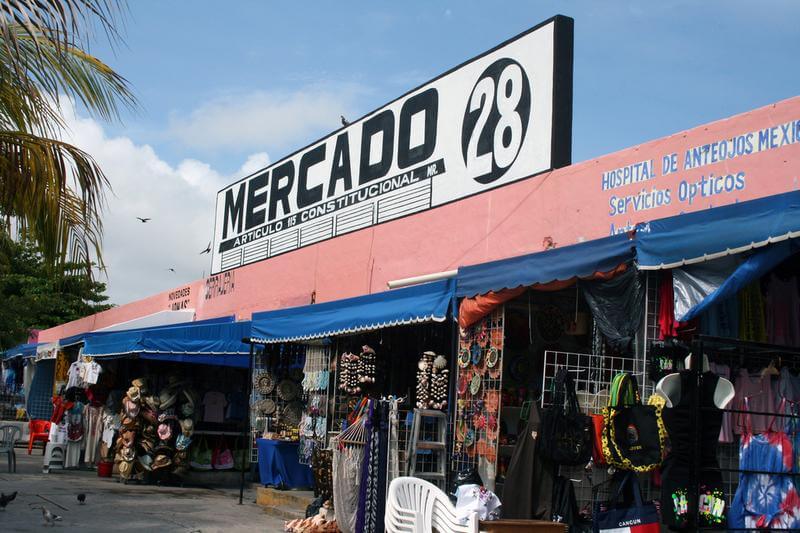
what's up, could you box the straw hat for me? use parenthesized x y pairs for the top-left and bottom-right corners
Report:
(159, 388), (178, 409)
(151, 454), (172, 470)
(180, 418), (194, 436)
(118, 460), (133, 478)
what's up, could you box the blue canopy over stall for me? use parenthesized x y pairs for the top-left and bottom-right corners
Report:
(3, 342), (41, 360)
(59, 315), (235, 349)
(455, 232), (636, 298)
(249, 279), (455, 344)
(82, 320), (252, 368)
(636, 190), (800, 270)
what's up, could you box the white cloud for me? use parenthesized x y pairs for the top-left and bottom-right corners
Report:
(57, 101), (270, 305)
(167, 83), (368, 153)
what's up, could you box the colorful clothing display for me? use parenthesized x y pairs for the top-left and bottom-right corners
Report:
(733, 369), (776, 435)
(730, 400), (800, 529)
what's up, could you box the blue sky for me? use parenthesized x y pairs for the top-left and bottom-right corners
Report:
(96, 0), (800, 173)
(66, 1), (800, 304)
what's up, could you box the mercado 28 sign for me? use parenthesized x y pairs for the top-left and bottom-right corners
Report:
(211, 15), (573, 274)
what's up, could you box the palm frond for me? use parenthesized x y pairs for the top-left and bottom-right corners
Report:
(0, 129), (107, 268)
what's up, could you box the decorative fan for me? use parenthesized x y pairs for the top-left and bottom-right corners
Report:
(470, 372), (482, 395)
(261, 398), (276, 415)
(255, 372), (275, 395)
(470, 342), (482, 365)
(283, 401), (303, 426)
(277, 380), (299, 401)
(458, 348), (470, 368)
(486, 347), (499, 368)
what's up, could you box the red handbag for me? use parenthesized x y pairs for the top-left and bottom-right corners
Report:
(591, 414), (606, 465)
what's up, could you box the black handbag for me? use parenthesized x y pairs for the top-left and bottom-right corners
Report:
(601, 373), (666, 472)
(552, 476), (592, 532)
(540, 368), (593, 466)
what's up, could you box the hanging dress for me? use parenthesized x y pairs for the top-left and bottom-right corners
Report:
(660, 371), (725, 530)
(729, 399), (800, 529)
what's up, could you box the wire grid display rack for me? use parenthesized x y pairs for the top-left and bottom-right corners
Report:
(249, 344), (307, 464)
(541, 349), (648, 512)
(451, 307), (504, 491)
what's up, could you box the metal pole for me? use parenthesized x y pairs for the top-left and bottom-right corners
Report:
(239, 341), (255, 505)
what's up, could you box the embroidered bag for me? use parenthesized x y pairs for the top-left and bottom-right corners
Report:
(602, 373), (666, 472)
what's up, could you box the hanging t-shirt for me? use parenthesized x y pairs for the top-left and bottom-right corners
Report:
(66, 361), (83, 389)
(84, 361), (102, 385)
(203, 391), (227, 423)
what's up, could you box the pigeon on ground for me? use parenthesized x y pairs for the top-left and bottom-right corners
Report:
(136, 217), (151, 223)
(0, 491), (17, 510)
(42, 507), (62, 526)
(340, 115), (349, 126)
(77, 493), (86, 505)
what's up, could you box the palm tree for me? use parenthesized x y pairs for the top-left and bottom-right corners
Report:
(0, 0), (135, 269)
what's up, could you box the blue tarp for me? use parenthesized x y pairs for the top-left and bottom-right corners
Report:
(250, 279), (455, 344)
(455, 233), (636, 297)
(3, 342), (41, 360)
(637, 190), (800, 270)
(83, 320), (252, 368)
(678, 240), (800, 322)
(59, 315), (235, 348)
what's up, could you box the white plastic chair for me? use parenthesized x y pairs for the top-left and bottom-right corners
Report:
(386, 477), (479, 533)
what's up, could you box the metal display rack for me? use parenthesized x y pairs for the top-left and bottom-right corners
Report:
(687, 335), (800, 531)
(451, 307), (505, 492)
(249, 343), (307, 464)
(540, 349), (649, 513)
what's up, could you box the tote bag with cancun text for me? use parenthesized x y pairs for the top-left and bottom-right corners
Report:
(594, 472), (660, 533)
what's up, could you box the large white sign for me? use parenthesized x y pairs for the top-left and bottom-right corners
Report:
(211, 16), (573, 274)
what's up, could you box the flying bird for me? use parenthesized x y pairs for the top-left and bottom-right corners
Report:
(77, 493), (86, 505)
(0, 491), (17, 510)
(167, 268), (175, 272)
(340, 115), (349, 126)
(200, 242), (211, 255)
(136, 217), (151, 223)
(42, 507), (62, 526)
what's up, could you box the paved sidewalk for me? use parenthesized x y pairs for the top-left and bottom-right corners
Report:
(0, 450), (286, 532)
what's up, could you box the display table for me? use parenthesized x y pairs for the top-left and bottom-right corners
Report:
(257, 438), (314, 489)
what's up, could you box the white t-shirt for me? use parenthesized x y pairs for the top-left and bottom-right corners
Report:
(203, 391), (227, 423)
(84, 361), (102, 385)
(66, 361), (83, 389)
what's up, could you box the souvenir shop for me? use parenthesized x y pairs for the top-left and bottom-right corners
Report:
(1, 344), (35, 420)
(446, 191), (800, 531)
(247, 279), (456, 533)
(41, 319), (252, 484)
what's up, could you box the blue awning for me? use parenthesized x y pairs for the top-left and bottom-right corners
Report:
(83, 320), (252, 368)
(3, 342), (41, 360)
(676, 240), (800, 322)
(456, 233), (636, 298)
(59, 315), (235, 348)
(250, 279), (455, 344)
(637, 190), (800, 270)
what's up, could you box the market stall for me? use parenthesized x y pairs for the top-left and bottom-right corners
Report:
(248, 279), (456, 533)
(43, 319), (253, 485)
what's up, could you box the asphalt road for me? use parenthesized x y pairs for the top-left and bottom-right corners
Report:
(0, 451), (286, 532)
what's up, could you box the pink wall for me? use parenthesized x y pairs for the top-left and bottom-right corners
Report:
(39, 96), (800, 342)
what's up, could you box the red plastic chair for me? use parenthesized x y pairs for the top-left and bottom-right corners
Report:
(28, 420), (50, 455)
